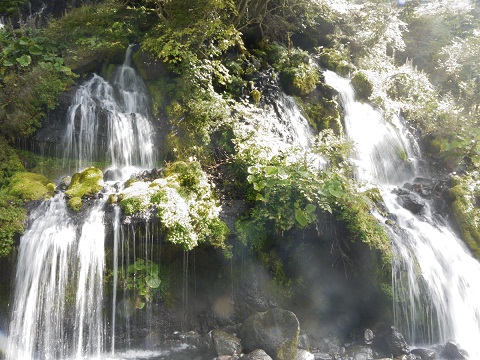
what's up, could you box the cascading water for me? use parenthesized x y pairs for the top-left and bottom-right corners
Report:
(7, 47), (158, 360)
(63, 46), (155, 180)
(324, 70), (480, 358)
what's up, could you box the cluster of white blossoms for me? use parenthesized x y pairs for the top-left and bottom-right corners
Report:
(119, 162), (224, 250)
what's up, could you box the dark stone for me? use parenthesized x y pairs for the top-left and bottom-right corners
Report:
(411, 348), (436, 359)
(373, 326), (409, 357)
(244, 349), (273, 360)
(212, 329), (242, 357)
(298, 334), (310, 350)
(239, 309), (300, 360)
(345, 344), (374, 360)
(441, 341), (468, 360)
(397, 193), (426, 214)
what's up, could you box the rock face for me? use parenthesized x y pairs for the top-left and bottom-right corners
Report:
(373, 326), (410, 357)
(295, 349), (315, 360)
(212, 329), (242, 357)
(239, 309), (300, 360)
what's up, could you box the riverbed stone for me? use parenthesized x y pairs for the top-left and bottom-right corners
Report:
(441, 340), (467, 360)
(295, 349), (315, 360)
(244, 349), (273, 360)
(239, 308), (300, 360)
(411, 348), (436, 359)
(373, 326), (409, 357)
(212, 329), (242, 356)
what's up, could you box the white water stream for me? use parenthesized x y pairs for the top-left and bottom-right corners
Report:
(324, 70), (480, 358)
(6, 47), (157, 359)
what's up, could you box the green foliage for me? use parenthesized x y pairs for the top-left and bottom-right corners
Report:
(124, 258), (162, 309)
(8, 172), (55, 201)
(279, 51), (319, 96)
(44, 1), (152, 71)
(351, 71), (373, 101)
(65, 167), (104, 200)
(0, 139), (24, 188)
(235, 128), (389, 258)
(119, 161), (229, 250)
(0, 0), (27, 16)
(449, 176), (480, 258)
(0, 188), (26, 257)
(0, 28), (74, 78)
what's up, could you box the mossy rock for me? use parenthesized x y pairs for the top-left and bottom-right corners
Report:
(449, 181), (480, 258)
(133, 49), (168, 81)
(65, 167), (104, 198)
(280, 63), (319, 96)
(8, 172), (56, 201)
(317, 48), (355, 76)
(351, 71), (373, 101)
(68, 197), (83, 212)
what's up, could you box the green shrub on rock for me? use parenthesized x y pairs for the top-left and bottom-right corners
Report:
(119, 161), (229, 250)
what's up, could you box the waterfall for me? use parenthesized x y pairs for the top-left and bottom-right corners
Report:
(63, 46), (155, 180)
(7, 47), (159, 359)
(324, 70), (480, 357)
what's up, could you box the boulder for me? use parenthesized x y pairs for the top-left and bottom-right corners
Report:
(212, 329), (242, 357)
(411, 348), (436, 359)
(244, 349), (273, 360)
(441, 341), (468, 360)
(239, 309), (300, 360)
(345, 344), (374, 360)
(373, 327), (409, 357)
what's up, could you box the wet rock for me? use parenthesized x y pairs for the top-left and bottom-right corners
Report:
(396, 192), (426, 214)
(411, 348), (436, 359)
(373, 326), (409, 357)
(239, 309), (300, 360)
(243, 349), (273, 360)
(295, 349), (315, 360)
(298, 334), (310, 350)
(212, 329), (242, 357)
(441, 340), (468, 360)
(364, 328), (374, 345)
(345, 344), (375, 360)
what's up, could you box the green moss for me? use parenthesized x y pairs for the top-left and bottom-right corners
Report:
(250, 89), (261, 104)
(351, 71), (373, 101)
(8, 172), (56, 201)
(317, 48), (355, 76)
(0, 188), (26, 257)
(280, 62), (319, 96)
(449, 180), (480, 258)
(68, 197), (83, 212)
(65, 167), (104, 198)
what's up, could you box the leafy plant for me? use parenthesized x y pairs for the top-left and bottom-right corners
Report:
(124, 258), (161, 309)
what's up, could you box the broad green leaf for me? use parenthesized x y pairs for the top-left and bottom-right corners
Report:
(253, 180), (266, 191)
(136, 301), (145, 309)
(16, 54), (31, 67)
(295, 208), (309, 227)
(305, 204), (317, 214)
(265, 166), (278, 175)
(146, 275), (161, 288)
(29, 44), (44, 56)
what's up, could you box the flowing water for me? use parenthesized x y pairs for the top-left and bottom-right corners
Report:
(62, 46), (155, 180)
(324, 70), (480, 358)
(6, 47), (159, 359)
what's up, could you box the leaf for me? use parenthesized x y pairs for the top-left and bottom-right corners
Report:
(29, 44), (44, 56)
(265, 166), (278, 175)
(16, 54), (31, 67)
(3, 60), (13, 67)
(253, 180), (266, 191)
(305, 204), (317, 214)
(295, 208), (309, 227)
(256, 193), (265, 202)
(146, 275), (161, 288)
